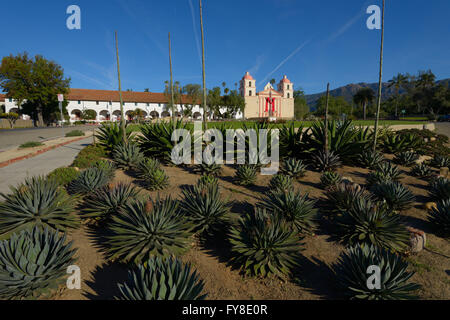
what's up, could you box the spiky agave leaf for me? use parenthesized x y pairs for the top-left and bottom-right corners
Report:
(325, 183), (372, 214)
(197, 174), (219, 190)
(82, 182), (140, 222)
(281, 157), (308, 178)
(357, 150), (385, 169)
(68, 167), (111, 195)
(135, 157), (161, 177)
(410, 163), (434, 179)
(180, 184), (230, 236)
(112, 142), (144, 170)
(0, 176), (78, 236)
(428, 199), (450, 236)
(320, 171), (343, 189)
(371, 181), (415, 211)
(366, 162), (402, 186)
(140, 168), (170, 191)
(235, 164), (258, 186)
(429, 177), (450, 201)
(310, 150), (342, 172)
(430, 154), (450, 168)
(92, 159), (116, 181)
(335, 198), (410, 252)
(195, 162), (222, 177)
(382, 133), (422, 154)
(229, 208), (303, 277)
(105, 197), (193, 264)
(333, 244), (420, 300)
(394, 151), (419, 167)
(0, 227), (77, 299)
(95, 122), (134, 152)
(116, 257), (207, 300)
(260, 190), (317, 234)
(269, 174), (293, 193)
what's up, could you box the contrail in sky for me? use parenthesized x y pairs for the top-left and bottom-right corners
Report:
(188, 0), (202, 65)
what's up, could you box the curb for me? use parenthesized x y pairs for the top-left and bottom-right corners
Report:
(0, 136), (90, 168)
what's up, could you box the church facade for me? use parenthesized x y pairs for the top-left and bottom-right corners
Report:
(239, 72), (294, 119)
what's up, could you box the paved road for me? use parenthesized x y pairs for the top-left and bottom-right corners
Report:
(0, 125), (97, 151)
(435, 123), (450, 139)
(0, 137), (91, 194)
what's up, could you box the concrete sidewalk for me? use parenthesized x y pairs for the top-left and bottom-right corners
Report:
(0, 137), (91, 194)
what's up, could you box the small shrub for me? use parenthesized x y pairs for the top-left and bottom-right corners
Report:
(116, 257), (207, 300)
(371, 181), (415, 211)
(234, 164), (258, 186)
(260, 190), (316, 234)
(180, 184), (230, 236)
(105, 197), (193, 264)
(229, 208), (303, 277)
(72, 144), (107, 169)
(428, 199), (450, 236)
(430, 154), (450, 168)
(112, 142), (144, 170)
(333, 244), (420, 300)
(140, 168), (170, 191)
(269, 174), (293, 193)
(320, 171), (343, 189)
(47, 167), (80, 186)
(65, 130), (85, 137)
(197, 174), (219, 190)
(19, 141), (44, 149)
(0, 227), (77, 300)
(0, 176), (78, 236)
(394, 151), (419, 167)
(366, 162), (402, 186)
(92, 159), (116, 181)
(281, 158), (307, 178)
(335, 198), (410, 252)
(195, 162), (222, 177)
(429, 177), (450, 201)
(325, 183), (372, 214)
(135, 157), (161, 177)
(68, 167), (111, 195)
(382, 133), (421, 154)
(410, 163), (434, 179)
(310, 150), (342, 172)
(357, 150), (385, 169)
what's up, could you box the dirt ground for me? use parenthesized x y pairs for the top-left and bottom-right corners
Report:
(55, 160), (450, 300)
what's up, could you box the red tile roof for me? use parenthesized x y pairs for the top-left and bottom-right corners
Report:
(66, 88), (199, 104)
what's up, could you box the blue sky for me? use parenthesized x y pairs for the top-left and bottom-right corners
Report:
(1, 0), (449, 95)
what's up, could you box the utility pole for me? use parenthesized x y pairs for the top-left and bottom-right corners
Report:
(169, 32), (175, 123)
(199, 0), (207, 128)
(324, 83), (330, 152)
(115, 31), (127, 143)
(373, 0), (385, 152)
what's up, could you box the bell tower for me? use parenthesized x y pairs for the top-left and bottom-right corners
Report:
(278, 75), (293, 99)
(240, 72), (256, 97)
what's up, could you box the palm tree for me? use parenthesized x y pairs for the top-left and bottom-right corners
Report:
(353, 88), (375, 120)
(416, 70), (436, 89)
(388, 73), (408, 117)
(270, 79), (276, 87)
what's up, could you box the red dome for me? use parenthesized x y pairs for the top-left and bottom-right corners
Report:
(243, 72), (254, 80)
(281, 75), (291, 84)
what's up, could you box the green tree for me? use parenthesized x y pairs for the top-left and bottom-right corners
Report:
(183, 84), (202, 116)
(0, 52), (70, 127)
(207, 87), (222, 119)
(81, 109), (97, 121)
(293, 88), (309, 119)
(0, 112), (19, 128)
(315, 96), (351, 118)
(388, 73), (409, 117)
(353, 88), (375, 120)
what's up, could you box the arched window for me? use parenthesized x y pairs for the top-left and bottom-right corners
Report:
(287, 93), (290, 98)
(249, 90), (252, 96)
(287, 85), (290, 90)
(249, 81), (252, 87)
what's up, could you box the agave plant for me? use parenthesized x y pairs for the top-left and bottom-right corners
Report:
(68, 167), (111, 195)
(394, 151), (419, 167)
(138, 120), (193, 163)
(229, 208), (303, 277)
(366, 162), (402, 186)
(371, 181), (415, 211)
(260, 190), (317, 234)
(382, 133), (422, 154)
(320, 171), (343, 189)
(310, 150), (342, 172)
(112, 142), (144, 170)
(82, 183), (140, 223)
(357, 150), (385, 169)
(335, 197), (410, 252)
(410, 163), (434, 179)
(281, 158), (308, 178)
(333, 244), (420, 300)
(116, 257), (207, 300)
(269, 174), (294, 193)
(430, 154), (450, 168)
(140, 168), (170, 191)
(95, 122), (134, 152)
(279, 122), (312, 158)
(92, 159), (116, 181)
(0, 176), (78, 235)
(234, 164), (258, 186)
(197, 174), (219, 190)
(180, 184), (230, 236)
(0, 227), (77, 299)
(428, 199), (450, 236)
(429, 177), (450, 201)
(195, 162), (222, 177)
(105, 197), (193, 264)
(325, 183), (372, 214)
(135, 157), (161, 176)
